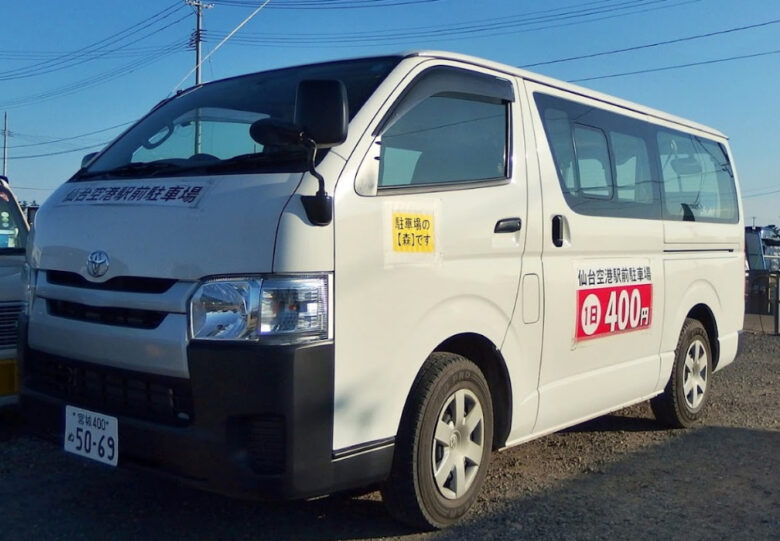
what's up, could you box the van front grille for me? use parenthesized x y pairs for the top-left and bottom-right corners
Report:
(47, 299), (166, 329)
(46, 270), (176, 294)
(0, 302), (23, 348)
(24, 351), (193, 427)
(248, 416), (286, 474)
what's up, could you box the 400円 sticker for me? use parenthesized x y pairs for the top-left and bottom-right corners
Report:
(575, 262), (653, 340)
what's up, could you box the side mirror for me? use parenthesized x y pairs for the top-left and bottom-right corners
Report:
(25, 206), (38, 225)
(249, 119), (303, 147)
(81, 152), (99, 168)
(294, 79), (348, 148)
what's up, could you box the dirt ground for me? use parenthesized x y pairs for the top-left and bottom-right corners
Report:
(0, 332), (777, 540)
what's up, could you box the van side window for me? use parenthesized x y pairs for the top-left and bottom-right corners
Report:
(658, 131), (738, 223)
(611, 131), (653, 205)
(542, 108), (576, 192)
(534, 92), (738, 223)
(573, 125), (612, 199)
(375, 66), (513, 192)
(379, 95), (507, 188)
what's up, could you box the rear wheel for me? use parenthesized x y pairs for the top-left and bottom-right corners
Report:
(382, 352), (493, 530)
(651, 318), (712, 428)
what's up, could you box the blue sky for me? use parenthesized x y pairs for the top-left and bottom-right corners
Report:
(2, 0), (778, 224)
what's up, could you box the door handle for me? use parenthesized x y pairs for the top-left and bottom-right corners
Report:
(494, 217), (522, 233)
(552, 215), (564, 247)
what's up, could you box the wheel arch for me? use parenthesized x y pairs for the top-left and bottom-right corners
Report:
(686, 303), (721, 370)
(433, 332), (512, 449)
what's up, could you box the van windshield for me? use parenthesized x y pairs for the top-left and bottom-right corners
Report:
(73, 56), (400, 181)
(0, 186), (28, 254)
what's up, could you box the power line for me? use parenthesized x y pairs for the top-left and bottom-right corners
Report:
(743, 188), (780, 200)
(2, 185), (56, 192)
(570, 48), (780, 82)
(207, 0), (697, 46)
(0, 2), (187, 81)
(522, 17), (780, 67)
(210, 0), (442, 8)
(0, 44), (189, 61)
(0, 36), (188, 109)
(10, 142), (111, 160)
(6, 121), (134, 149)
(172, 0), (270, 92)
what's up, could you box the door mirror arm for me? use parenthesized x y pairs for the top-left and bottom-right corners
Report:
(300, 138), (332, 226)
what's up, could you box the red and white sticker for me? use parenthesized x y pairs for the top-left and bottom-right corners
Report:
(575, 262), (653, 340)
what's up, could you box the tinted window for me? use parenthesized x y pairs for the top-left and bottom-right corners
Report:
(0, 187), (27, 252)
(611, 131), (653, 204)
(573, 125), (612, 198)
(535, 92), (737, 223)
(75, 57), (400, 180)
(378, 94), (508, 188)
(658, 131), (738, 223)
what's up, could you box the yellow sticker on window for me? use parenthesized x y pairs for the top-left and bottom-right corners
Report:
(392, 212), (434, 253)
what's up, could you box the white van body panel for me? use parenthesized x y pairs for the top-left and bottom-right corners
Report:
(524, 81), (665, 434)
(659, 254), (743, 376)
(0, 256), (25, 304)
(502, 78), (545, 443)
(273, 158), (345, 273)
(331, 59), (530, 450)
(31, 173), (304, 281)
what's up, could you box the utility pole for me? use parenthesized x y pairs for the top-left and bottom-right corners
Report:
(186, 1), (213, 155)
(2, 112), (7, 178)
(186, 0), (214, 85)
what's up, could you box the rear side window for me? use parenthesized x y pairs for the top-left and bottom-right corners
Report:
(611, 132), (653, 204)
(535, 92), (738, 223)
(658, 131), (738, 223)
(573, 125), (612, 199)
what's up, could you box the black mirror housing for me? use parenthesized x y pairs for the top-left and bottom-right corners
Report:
(249, 119), (303, 147)
(294, 80), (348, 148)
(81, 152), (99, 169)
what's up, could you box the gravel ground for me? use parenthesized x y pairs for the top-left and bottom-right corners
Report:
(0, 332), (777, 540)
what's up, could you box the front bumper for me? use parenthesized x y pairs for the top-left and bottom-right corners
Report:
(19, 316), (393, 500)
(0, 357), (17, 399)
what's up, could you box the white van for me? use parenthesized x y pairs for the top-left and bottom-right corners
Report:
(0, 176), (28, 407)
(20, 51), (743, 528)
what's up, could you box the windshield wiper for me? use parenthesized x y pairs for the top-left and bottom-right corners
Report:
(75, 161), (185, 180)
(209, 151), (308, 173)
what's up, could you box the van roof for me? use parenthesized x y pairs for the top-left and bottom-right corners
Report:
(404, 50), (727, 139)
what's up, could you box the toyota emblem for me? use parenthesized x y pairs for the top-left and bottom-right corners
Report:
(86, 251), (110, 278)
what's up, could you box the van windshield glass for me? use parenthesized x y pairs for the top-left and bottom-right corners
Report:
(74, 57), (400, 181)
(0, 186), (28, 254)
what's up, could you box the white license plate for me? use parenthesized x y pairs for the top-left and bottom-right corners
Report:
(64, 405), (118, 466)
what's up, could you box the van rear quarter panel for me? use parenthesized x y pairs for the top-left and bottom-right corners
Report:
(660, 138), (744, 378)
(660, 227), (744, 382)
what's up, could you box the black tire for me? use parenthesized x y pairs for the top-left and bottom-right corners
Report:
(651, 318), (712, 428)
(381, 352), (493, 530)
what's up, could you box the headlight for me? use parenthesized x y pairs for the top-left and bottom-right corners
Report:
(189, 275), (329, 344)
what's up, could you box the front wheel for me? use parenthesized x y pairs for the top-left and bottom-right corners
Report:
(381, 352), (493, 530)
(651, 318), (712, 428)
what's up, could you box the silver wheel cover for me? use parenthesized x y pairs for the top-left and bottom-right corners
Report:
(683, 338), (708, 410)
(431, 388), (485, 500)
